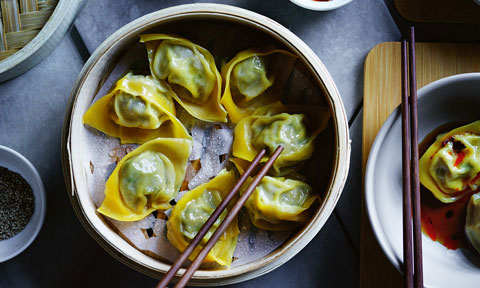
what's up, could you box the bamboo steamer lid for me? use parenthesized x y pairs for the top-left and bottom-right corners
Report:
(62, 4), (350, 286)
(0, 0), (84, 83)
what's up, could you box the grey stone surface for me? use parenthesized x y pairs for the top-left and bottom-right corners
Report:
(0, 33), (94, 287)
(335, 110), (363, 252)
(74, 0), (401, 120)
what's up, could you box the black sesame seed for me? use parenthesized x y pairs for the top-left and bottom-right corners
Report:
(0, 167), (34, 240)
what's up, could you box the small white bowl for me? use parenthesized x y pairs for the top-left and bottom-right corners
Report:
(290, 0), (353, 11)
(0, 145), (46, 262)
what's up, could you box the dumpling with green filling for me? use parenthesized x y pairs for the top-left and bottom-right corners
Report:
(98, 138), (192, 221)
(83, 73), (190, 144)
(419, 121), (480, 203)
(167, 169), (239, 267)
(231, 158), (319, 231)
(466, 192), (480, 254)
(140, 34), (227, 123)
(221, 49), (297, 123)
(232, 103), (329, 176)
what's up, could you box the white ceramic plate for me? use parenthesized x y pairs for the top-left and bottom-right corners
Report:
(290, 0), (353, 11)
(365, 73), (480, 288)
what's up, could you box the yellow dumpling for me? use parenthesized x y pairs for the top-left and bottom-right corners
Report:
(98, 138), (192, 221)
(167, 169), (239, 267)
(231, 158), (318, 231)
(466, 192), (480, 254)
(232, 103), (330, 176)
(221, 49), (297, 123)
(140, 34), (227, 123)
(420, 121), (480, 203)
(83, 73), (190, 144)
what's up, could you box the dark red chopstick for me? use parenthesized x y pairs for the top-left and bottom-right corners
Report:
(401, 38), (414, 288)
(174, 145), (284, 288)
(401, 27), (423, 288)
(156, 148), (267, 288)
(408, 27), (423, 288)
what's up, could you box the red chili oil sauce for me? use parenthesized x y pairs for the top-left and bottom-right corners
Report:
(419, 122), (474, 250)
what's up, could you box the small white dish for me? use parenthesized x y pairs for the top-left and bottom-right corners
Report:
(365, 73), (480, 288)
(290, 0), (353, 11)
(0, 145), (46, 262)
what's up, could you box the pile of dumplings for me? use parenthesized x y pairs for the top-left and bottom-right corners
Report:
(83, 34), (330, 267)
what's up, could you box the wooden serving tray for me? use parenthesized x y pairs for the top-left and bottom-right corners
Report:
(361, 42), (480, 288)
(395, 0), (480, 24)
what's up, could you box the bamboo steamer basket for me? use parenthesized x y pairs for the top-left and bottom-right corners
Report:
(0, 0), (84, 82)
(62, 4), (350, 286)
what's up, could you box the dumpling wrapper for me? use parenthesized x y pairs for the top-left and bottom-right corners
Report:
(231, 158), (319, 231)
(420, 121), (480, 203)
(221, 48), (297, 123)
(140, 34), (227, 123)
(83, 73), (190, 144)
(232, 102), (330, 176)
(466, 192), (480, 254)
(167, 169), (239, 267)
(98, 138), (192, 221)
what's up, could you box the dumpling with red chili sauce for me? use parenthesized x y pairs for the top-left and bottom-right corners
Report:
(419, 121), (480, 203)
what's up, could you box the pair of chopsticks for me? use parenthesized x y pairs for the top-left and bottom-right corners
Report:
(156, 145), (284, 288)
(401, 27), (423, 288)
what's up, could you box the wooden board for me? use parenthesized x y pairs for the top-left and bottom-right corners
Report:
(395, 0), (480, 24)
(361, 42), (480, 288)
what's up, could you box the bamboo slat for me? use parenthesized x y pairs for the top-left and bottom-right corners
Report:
(0, 14), (6, 51)
(361, 42), (480, 288)
(5, 29), (38, 49)
(1, 0), (20, 33)
(37, 0), (57, 11)
(20, 9), (52, 30)
(19, 0), (37, 13)
(0, 48), (16, 60)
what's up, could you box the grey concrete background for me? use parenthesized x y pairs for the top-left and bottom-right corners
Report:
(0, 0), (478, 287)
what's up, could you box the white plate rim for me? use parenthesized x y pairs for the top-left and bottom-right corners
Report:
(289, 0), (353, 11)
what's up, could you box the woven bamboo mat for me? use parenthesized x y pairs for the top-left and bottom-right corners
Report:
(0, 0), (57, 60)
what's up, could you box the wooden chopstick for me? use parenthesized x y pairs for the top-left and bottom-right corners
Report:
(174, 145), (284, 288)
(157, 145), (283, 288)
(401, 38), (414, 288)
(408, 26), (423, 288)
(156, 147), (267, 288)
(401, 27), (423, 288)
